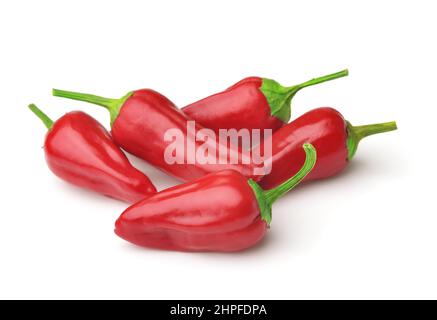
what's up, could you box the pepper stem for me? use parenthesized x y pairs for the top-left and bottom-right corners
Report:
(264, 143), (317, 205)
(347, 121), (397, 160)
(52, 89), (133, 126)
(28, 104), (53, 130)
(247, 143), (317, 225)
(291, 69), (349, 91)
(261, 69), (348, 123)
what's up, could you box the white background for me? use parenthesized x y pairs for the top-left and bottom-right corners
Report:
(0, 0), (436, 299)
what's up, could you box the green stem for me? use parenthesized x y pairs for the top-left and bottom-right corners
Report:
(261, 69), (349, 123)
(248, 143), (317, 225)
(28, 104), (53, 130)
(52, 89), (133, 126)
(264, 143), (317, 205)
(52, 89), (117, 109)
(289, 69), (349, 91)
(347, 121), (398, 160)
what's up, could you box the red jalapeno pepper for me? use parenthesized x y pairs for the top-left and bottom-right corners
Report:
(28, 104), (157, 203)
(256, 107), (397, 190)
(52, 89), (264, 182)
(182, 69), (348, 135)
(114, 143), (316, 252)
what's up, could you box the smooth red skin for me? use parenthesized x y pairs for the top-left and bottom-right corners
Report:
(182, 77), (285, 135)
(258, 107), (348, 190)
(115, 170), (267, 252)
(44, 111), (157, 203)
(111, 90), (262, 182)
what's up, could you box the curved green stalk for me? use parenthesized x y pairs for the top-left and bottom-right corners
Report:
(52, 89), (133, 126)
(28, 104), (53, 130)
(294, 69), (349, 90)
(261, 69), (348, 122)
(347, 121), (397, 160)
(248, 143), (317, 225)
(264, 143), (317, 204)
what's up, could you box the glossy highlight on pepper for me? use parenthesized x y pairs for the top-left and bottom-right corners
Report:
(114, 143), (317, 252)
(28, 104), (157, 203)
